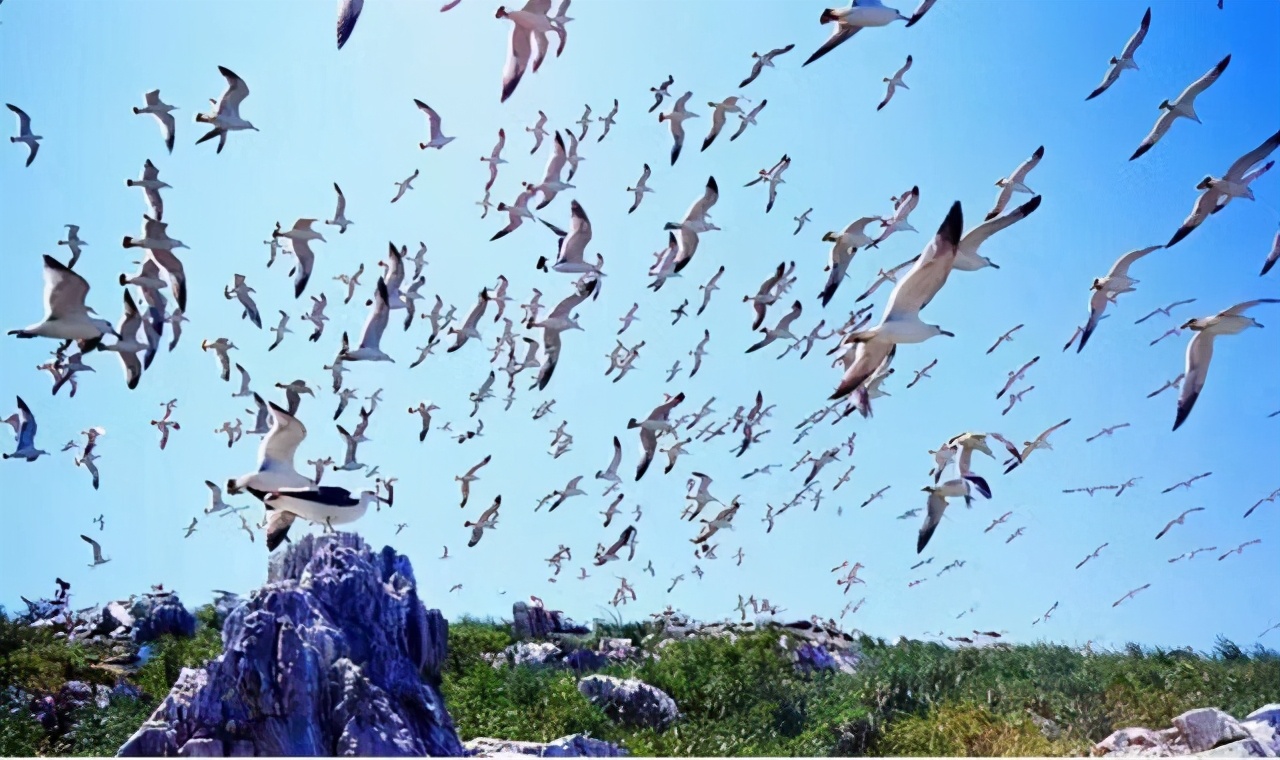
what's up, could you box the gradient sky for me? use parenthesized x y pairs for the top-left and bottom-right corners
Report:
(1, 0), (1278, 652)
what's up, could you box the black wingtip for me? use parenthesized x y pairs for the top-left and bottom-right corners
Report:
(938, 201), (963, 246)
(1021, 195), (1043, 215)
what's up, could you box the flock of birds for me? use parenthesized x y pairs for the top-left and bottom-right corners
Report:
(3, 0), (1279, 644)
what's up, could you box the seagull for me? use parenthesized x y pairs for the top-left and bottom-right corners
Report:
(2, 397), (47, 461)
(465, 496), (502, 547)
(596, 436), (623, 489)
(251, 485), (383, 550)
(745, 154), (790, 213)
(9, 255), (116, 352)
(732, 98), (768, 142)
(1130, 54), (1231, 161)
(182, 517), (198, 538)
(877, 55), (912, 111)
(496, 1), (564, 103)
(326, 183), (353, 233)
(696, 266), (725, 316)
(597, 98), (618, 142)
(649, 74), (674, 113)
(1004, 419), (1070, 473)
(533, 132), (574, 209)
(81, 535), (110, 567)
(906, 358), (937, 389)
(870, 186), (920, 247)
(803, 1), (908, 68)
(984, 511), (1013, 534)
(1167, 129), (1280, 248)
(1155, 507), (1205, 540)
(702, 96), (747, 152)
(664, 176), (720, 274)
(227, 401), (314, 496)
(1174, 299), (1279, 430)
(457, 454), (491, 508)
(101, 291), (146, 390)
(548, 475), (586, 511)
(659, 92), (699, 165)
(490, 182), (539, 240)
(819, 217), (879, 306)
(831, 202), (963, 400)
(986, 147), (1044, 221)
(1218, 539), (1262, 561)
(917, 479), (969, 554)
(629, 393), (685, 481)
(1161, 472), (1212, 494)
(627, 164), (654, 214)
(194, 66), (257, 153)
(594, 525), (638, 565)
(986, 324), (1024, 355)
(954, 195), (1042, 271)
(575, 104), (593, 141)
(1135, 298), (1197, 324)
(739, 44), (795, 88)
(338, 278), (394, 362)
(133, 90), (177, 152)
(1086, 7), (1151, 101)
(1260, 226), (1280, 277)
(1112, 583), (1151, 608)
(6, 104), (41, 166)
(1077, 246), (1163, 352)
(861, 485), (890, 508)
(414, 100), (455, 149)
(747, 301), (803, 354)
(126, 160), (171, 221)
(530, 278), (598, 390)
(793, 208), (813, 236)
(274, 218), (328, 299)
(1075, 543), (1109, 569)
(224, 274), (262, 328)
(391, 169), (419, 203)
(996, 356), (1039, 399)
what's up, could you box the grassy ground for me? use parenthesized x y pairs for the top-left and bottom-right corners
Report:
(0, 606), (222, 756)
(2, 606), (1276, 756)
(441, 618), (1280, 756)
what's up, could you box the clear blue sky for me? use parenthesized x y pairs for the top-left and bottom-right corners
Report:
(1, 0), (1277, 652)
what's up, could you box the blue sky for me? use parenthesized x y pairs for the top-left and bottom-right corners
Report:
(1, 0), (1278, 652)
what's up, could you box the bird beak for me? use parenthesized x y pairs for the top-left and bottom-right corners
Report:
(940, 330), (956, 337)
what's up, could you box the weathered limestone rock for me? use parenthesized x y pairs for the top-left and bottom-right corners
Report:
(117, 533), (462, 757)
(1173, 707), (1251, 753)
(576, 675), (679, 732)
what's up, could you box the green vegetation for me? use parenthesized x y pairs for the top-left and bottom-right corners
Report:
(0, 604), (223, 757)
(441, 619), (1280, 757)
(3, 606), (1278, 756)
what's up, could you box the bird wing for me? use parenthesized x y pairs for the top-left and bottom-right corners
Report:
(261, 402), (307, 470)
(336, 0), (365, 49)
(917, 491), (947, 554)
(962, 195), (1042, 249)
(1108, 245), (1162, 278)
(42, 254), (92, 319)
(215, 66), (250, 118)
(1121, 7), (1151, 58)
(357, 278), (391, 351)
(883, 202), (963, 320)
(1173, 330), (1214, 431)
(1177, 54), (1230, 102)
(804, 24), (859, 67)
(501, 24), (535, 102)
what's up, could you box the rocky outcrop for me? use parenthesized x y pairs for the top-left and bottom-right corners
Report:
(1094, 706), (1277, 758)
(130, 594), (197, 644)
(511, 602), (589, 640)
(117, 533), (462, 757)
(576, 675), (679, 732)
(466, 734), (628, 757)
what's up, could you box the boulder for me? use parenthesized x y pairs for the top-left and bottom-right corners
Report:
(466, 734), (628, 757)
(1201, 739), (1271, 758)
(507, 641), (564, 667)
(598, 637), (638, 662)
(1173, 708), (1251, 753)
(117, 533), (463, 757)
(130, 594), (197, 643)
(511, 602), (590, 640)
(1244, 706), (1280, 757)
(1092, 726), (1188, 757)
(577, 675), (679, 732)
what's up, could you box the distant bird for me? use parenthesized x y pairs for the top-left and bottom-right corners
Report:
(58, 225), (89, 268)
(1173, 299), (1279, 431)
(133, 90), (177, 152)
(649, 75), (675, 113)
(3, 397), (48, 461)
(986, 146), (1044, 221)
(81, 534), (110, 567)
(877, 55), (912, 111)
(729, 99), (768, 142)
(917, 480), (968, 553)
(986, 324), (1024, 354)
(414, 100), (455, 150)
(659, 92), (699, 165)
(627, 164), (654, 214)
(793, 208), (812, 235)
(1130, 54), (1230, 161)
(391, 169), (419, 203)
(1135, 298), (1197, 324)
(496, 1), (565, 103)
(739, 43), (794, 88)
(1077, 246), (1163, 352)
(1155, 507), (1205, 540)
(1261, 226), (1280, 277)
(6, 103), (41, 166)
(1086, 7), (1151, 101)
(326, 183), (353, 233)
(1146, 373), (1185, 399)
(194, 66), (257, 153)
(1218, 539), (1262, 561)
(465, 496), (502, 547)
(1112, 583), (1151, 608)
(1161, 472), (1212, 494)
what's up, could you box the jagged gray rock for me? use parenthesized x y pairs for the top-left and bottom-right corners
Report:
(129, 594), (196, 644)
(1243, 705), (1280, 756)
(466, 734), (628, 757)
(117, 533), (462, 757)
(576, 675), (679, 732)
(511, 602), (589, 640)
(1174, 708), (1251, 753)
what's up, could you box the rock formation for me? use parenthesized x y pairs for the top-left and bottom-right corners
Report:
(465, 734), (629, 757)
(1093, 705), (1280, 758)
(117, 533), (462, 757)
(576, 675), (680, 732)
